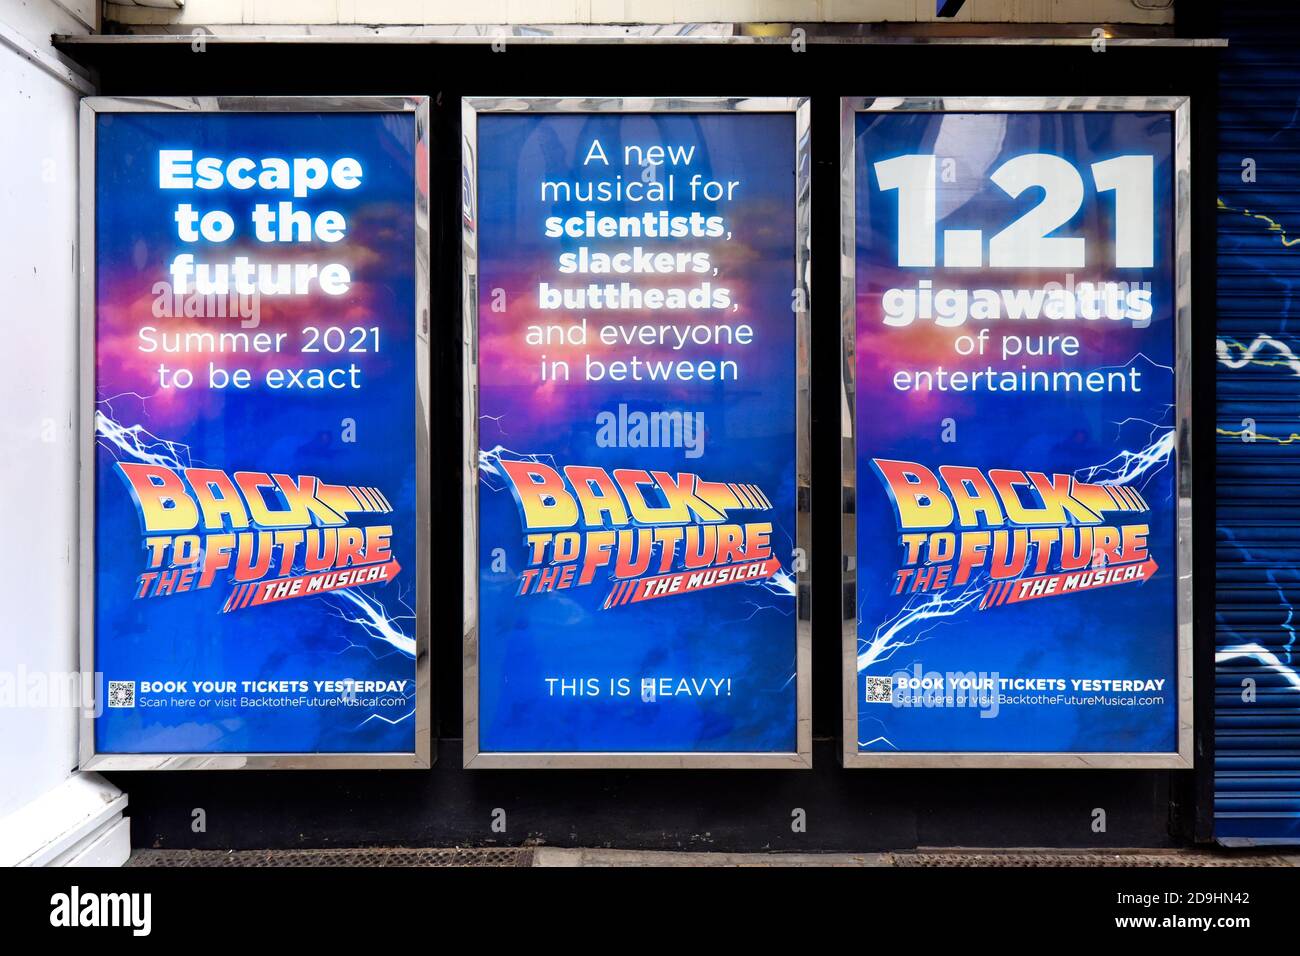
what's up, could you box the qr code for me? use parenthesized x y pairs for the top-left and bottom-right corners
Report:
(865, 675), (893, 704)
(107, 680), (135, 709)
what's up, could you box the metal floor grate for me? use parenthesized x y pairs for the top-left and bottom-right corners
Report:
(127, 847), (535, 867)
(124, 847), (1295, 867)
(897, 851), (1290, 867)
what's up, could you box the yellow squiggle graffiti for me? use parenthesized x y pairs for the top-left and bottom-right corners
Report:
(1220, 196), (1300, 247)
(1214, 203), (1300, 444)
(1218, 427), (1300, 445)
(1218, 335), (1300, 371)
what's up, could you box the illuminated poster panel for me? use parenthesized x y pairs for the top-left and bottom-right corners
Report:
(80, 97), (430, 769)
(841, 97), (1192, 768)
(464, 98), (811, 768)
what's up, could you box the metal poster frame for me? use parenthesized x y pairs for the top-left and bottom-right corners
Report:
(78, 95), (432, 770)
(462, 96), (812, 769)
(840, 95), (1193, 769)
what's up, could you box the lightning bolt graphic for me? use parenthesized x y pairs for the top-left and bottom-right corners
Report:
(95, 403), (197, 471)
(359, 709), (415, 728)
(478, 444), (557, 492)
(1074, 425), (1176, 490)
(739, 526), (799, 620)
(1072, 353), (1177, 492)
(324, 587), (417, 660)
(857, 579), (985, 674)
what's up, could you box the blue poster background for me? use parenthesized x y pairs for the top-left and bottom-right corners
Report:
(93, 111), (418, 754)
(854, 110), (1180, 754)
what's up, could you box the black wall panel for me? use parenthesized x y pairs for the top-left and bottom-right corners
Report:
(67, 38), (1219, 852)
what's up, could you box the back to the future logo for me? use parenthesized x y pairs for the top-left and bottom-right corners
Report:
(873, 457), (1158, 608)
(499, 459), (781, 608)
(117, 462), (401, 611)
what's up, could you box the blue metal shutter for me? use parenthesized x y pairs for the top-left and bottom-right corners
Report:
(1216, 4), (1300, 845)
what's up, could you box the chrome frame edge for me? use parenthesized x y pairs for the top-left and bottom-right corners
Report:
(78, 94), (433, 771)
(839, 94), (1194, 770)
(462, 95), (812, 769)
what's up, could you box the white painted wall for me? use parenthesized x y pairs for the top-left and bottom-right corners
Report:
(5, 0), (95, 48)
(0, 0), (127, 866)
(104, 0), (1174, 27)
